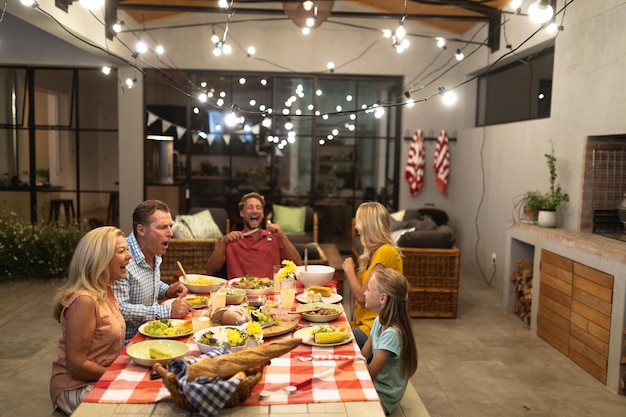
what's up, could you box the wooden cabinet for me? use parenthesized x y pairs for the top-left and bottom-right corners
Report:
(146, 185), (185, 214)
(537, 249), (614, 384)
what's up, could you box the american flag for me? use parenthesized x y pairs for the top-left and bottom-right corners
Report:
(434, 130), (450, 196)
(405, 129), (425, 196)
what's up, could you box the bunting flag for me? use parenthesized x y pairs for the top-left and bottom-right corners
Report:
(405, 129), (425, 196)
(434, 130), (450, 196)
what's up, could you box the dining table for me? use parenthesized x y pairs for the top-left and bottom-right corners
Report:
(71, 281), (386, 417)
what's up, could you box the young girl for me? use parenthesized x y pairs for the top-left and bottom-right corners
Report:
(343, 201), (402, 348)
(361, 268), (418, 415)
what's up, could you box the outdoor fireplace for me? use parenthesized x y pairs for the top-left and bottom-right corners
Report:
(582, 135), (626, 238)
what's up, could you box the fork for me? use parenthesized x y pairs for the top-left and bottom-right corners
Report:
(295, 354), (365, 362)
(266, 220), (273, 242)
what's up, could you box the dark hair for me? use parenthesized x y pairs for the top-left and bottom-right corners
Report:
(238, 192), (265, 211)
(132, 199), (170, 234)
(374, 268), (418, 378)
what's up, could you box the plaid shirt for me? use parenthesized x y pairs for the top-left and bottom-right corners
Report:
(112, 233), (171, 344)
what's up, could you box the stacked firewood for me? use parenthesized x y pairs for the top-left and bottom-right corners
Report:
(511, 259), (533, 326)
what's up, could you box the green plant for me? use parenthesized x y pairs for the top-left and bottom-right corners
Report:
(0, 212), (85, 279)
(540, 141), (569, 210)
(522, 190), (545, 219)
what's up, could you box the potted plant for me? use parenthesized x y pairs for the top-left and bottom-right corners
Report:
(536, 142), (569, 227)
(520, 190), (544, 223)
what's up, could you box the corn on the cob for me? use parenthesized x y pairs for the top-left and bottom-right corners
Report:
(314, 331), (349, 344)
(308, 286), (332, 297)
(149, 346), (173, 359)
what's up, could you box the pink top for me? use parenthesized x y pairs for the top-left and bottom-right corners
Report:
(225, 229), (288, 279)
(50, 287), (125, 405)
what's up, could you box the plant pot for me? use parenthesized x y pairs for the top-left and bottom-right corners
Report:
(537, 210), (557, 228)
(522, 206), (538, 224)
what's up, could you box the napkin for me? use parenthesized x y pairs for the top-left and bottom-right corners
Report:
(168, 348), (240, 417)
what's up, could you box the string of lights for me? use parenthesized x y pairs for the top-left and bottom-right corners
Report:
(11, 0), (574, 121)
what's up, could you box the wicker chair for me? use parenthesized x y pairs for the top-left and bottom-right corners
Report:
(351, 216), (461, 318)
(160, 208), (230, 282)
(265, 205), (319, 244)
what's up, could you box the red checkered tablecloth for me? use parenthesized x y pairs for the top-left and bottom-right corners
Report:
(84, 287), (378, 407)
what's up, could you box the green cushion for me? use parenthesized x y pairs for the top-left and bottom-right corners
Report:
(272, 204), (306, 235)
(173, 209), (223, 239)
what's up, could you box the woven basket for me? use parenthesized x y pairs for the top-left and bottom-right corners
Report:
(153, 363), (265, 410)
(401, 247), (461, 318)
(160, 238), (219, 282)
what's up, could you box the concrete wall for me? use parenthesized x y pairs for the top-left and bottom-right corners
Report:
(6, 1), (626, 291)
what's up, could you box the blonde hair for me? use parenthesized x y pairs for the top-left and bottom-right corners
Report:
(372, 268), (418, 378)
(238, 192), (266, 211)
(355, 201), (398, 272)
(52, 227), (125, 322)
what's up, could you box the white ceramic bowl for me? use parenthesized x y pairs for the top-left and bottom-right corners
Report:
(194, 325), (263, 354)
(295, 265), (335, 288)
(126, 339), (188, 367)
(296, 302), (344, 323)
(217, 287), (246, 305)
(180, 274), (227, 294)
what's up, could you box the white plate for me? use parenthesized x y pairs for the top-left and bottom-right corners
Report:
(293, 326), (353, 347)
(228, 277), (274, 295)
(138, 319), (193, 338)
(296, 292), (343, 304)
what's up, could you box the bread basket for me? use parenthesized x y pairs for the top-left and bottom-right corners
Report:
(152, 338), (302, 412)
(153, 363), (264, 410)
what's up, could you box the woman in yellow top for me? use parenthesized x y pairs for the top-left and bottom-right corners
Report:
(343, 201), (403, 348)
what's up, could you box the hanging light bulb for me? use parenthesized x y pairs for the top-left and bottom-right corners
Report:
(455, 49), (464, 61)
(155, 45), (165, 55)
(101, 65), (111, 75)
(509, 0), (523, 10)
(528, 0), (554, 24)
(112, 21), (123, 33)
(436, 37), (446, 49)
(20, 0), (36, 6)
(303, 0), (314, 11)
(302, 27), (311, 35)
(306, 17), (315, 27)
(135, 40), (148, 54)
(247, 46), (256, 57)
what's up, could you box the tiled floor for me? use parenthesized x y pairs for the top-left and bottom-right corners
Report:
(1, 271), (625, 417)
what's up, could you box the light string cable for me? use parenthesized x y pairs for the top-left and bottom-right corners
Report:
(416, 0), (575, 105)
(0, 0), (7, 23)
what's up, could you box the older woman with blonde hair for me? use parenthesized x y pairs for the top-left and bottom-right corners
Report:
(343, 201), (403, 348)
(50, 226), (131, 415)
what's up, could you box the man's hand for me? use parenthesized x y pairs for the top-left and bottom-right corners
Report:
(166, 280), (188, 298)
(170, 294), (191, 318)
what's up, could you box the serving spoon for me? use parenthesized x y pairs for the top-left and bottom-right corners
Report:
(176, 261), (188, 282)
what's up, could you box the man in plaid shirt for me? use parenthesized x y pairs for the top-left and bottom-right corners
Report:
(112, 200), (190, 344)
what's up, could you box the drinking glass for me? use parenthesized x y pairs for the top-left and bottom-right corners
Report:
(211, 290), (226, 310)
(273, 265), (282, 293)
(280, 277), (296, 309)
(192, 308), (212, 333)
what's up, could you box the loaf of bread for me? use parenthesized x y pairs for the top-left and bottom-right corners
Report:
(186, 337), (302, 381)
(210, 306), (250, 326)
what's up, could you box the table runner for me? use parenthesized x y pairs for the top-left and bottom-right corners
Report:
(84, 282), (378, 406)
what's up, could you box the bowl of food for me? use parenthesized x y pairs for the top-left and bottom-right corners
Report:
(296, 302), (344, 322)
(180, 274), (227, 293)
(194, 323), (264, 354)
(295, 265), (335, 288)
(217, 287), (246, 305)
(126, 339), (188, 367)
(228, 275), (274, 295)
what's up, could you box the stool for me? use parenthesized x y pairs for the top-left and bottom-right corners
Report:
(106, 192), (119, 225)
(49, 199), (76, 224)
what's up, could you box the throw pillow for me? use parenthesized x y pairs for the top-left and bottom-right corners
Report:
(390, 210), (406, 221)
(272, 204), (306, 235)
(172, 219), (194, 238)
(174, 209), (223, 239)
(391, 227), (415, 244)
